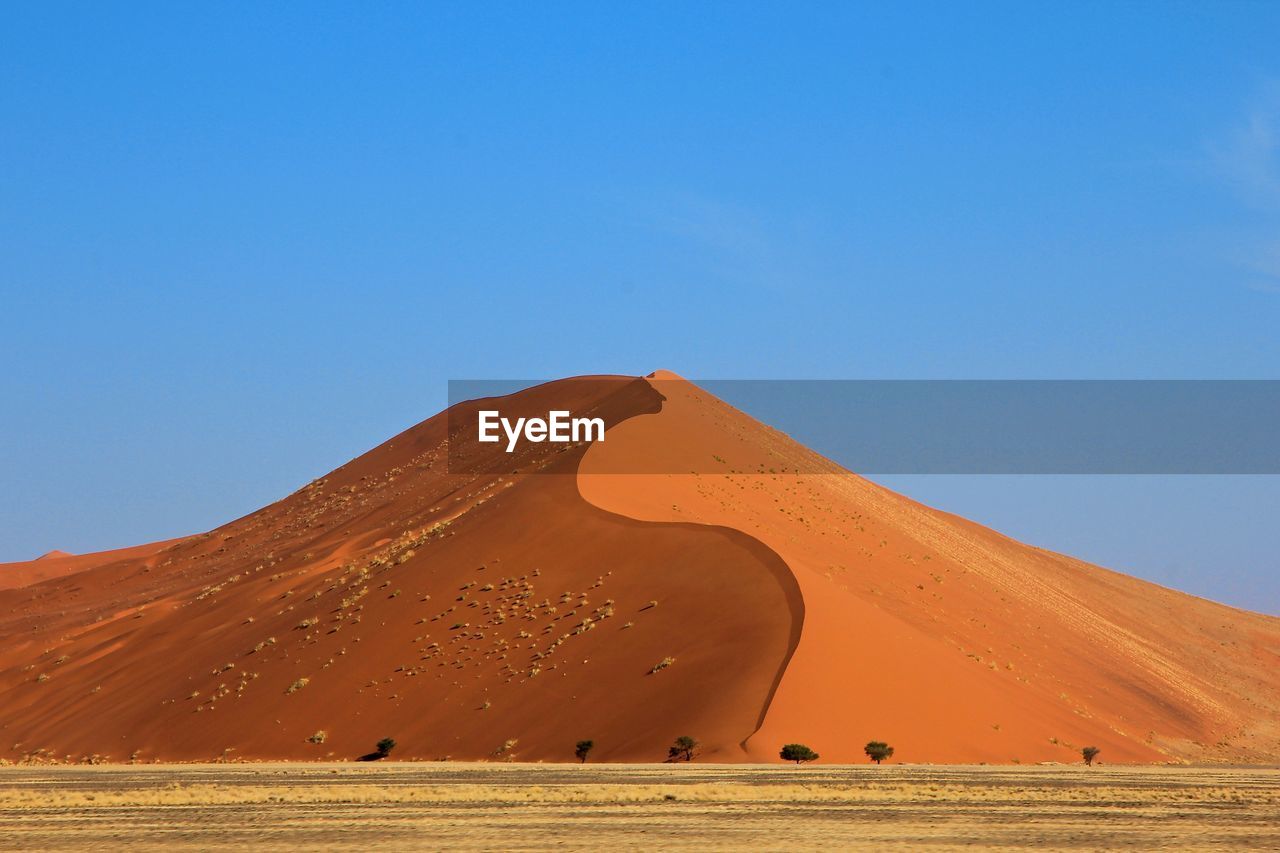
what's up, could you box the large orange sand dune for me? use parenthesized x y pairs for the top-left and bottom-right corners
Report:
(1, 373), (1277, 764)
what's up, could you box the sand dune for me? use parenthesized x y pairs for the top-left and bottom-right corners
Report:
(0, 541), (185, 591)
(1, 373), (1277, 765)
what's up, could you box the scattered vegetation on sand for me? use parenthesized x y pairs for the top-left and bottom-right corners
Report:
(865, 741), (894, 764)
(575, 740), (594, 764)
(285, 677), (310, 694)
(650, 656), (676, 674)
(668, 736), (699, 762)
(1083, 746), (1100, 766)
(780, 743), (819, 764)
(2, 764), (1278, 851)
(308, 731), (327, 744)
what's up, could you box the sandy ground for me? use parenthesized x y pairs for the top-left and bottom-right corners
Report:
(0, 763), (1276, 851)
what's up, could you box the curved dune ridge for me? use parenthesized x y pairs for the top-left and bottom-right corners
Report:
(0, 377), (799, 764)
(0, 372), (1277, 765)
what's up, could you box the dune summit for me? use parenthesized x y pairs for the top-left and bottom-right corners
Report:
(1, 373), (1278, 765)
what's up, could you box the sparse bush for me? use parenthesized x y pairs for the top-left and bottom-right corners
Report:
(864, 741), (894, 764)
(1082, 746), (1100, 766)
(575, 739), (594, 764)
(286, 677), (310, 694)
(355, 737), (397, 762)
(650, 656), (675, 674)
(780, 743), (819, 764)
(308, 731), (327, 744)
(668, 735), (698, 762)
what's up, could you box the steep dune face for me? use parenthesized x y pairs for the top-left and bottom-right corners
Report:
(0, 377), (800, 763)
(4, 373), (1278, 765)
(579, 374), (1280, 764)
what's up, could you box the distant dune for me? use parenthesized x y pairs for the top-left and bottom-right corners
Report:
(1, 374), (1277, 765)
(0, 541), (185, 592)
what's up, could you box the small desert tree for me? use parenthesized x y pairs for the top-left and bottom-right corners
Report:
(668, 735), (699, 762)
(864, 741), (894, 764)
(779, 743), (819, 764)
(376, 737), (397, 758)
(575, 739), (594, 764)
(1082, 746), (1100, 766)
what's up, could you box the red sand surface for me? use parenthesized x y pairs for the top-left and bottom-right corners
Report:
(1, 373), (1277, 765)
(0, 541), (185, 591)
(0, 378), (797, 763)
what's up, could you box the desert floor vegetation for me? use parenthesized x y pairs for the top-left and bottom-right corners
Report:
(2, 763), (1275, 850)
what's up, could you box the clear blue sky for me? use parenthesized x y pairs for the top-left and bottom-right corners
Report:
(3, 3), (1278, 612)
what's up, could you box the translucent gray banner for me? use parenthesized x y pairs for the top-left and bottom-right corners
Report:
(447, 379), (1280, 474)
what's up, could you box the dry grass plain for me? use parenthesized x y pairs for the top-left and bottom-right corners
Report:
(0, 763), (1277, 850)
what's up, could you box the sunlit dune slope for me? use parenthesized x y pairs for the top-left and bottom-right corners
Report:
(579, 372), (1280, 764)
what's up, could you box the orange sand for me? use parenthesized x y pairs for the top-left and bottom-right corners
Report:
(2, 373), (1277, 765)
(0, 378), (796, 763)
(0, 540), (185, 591)
(579, 372), (1280, 764)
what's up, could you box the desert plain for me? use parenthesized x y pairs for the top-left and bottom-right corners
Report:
(1, 762), (1277, 850)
